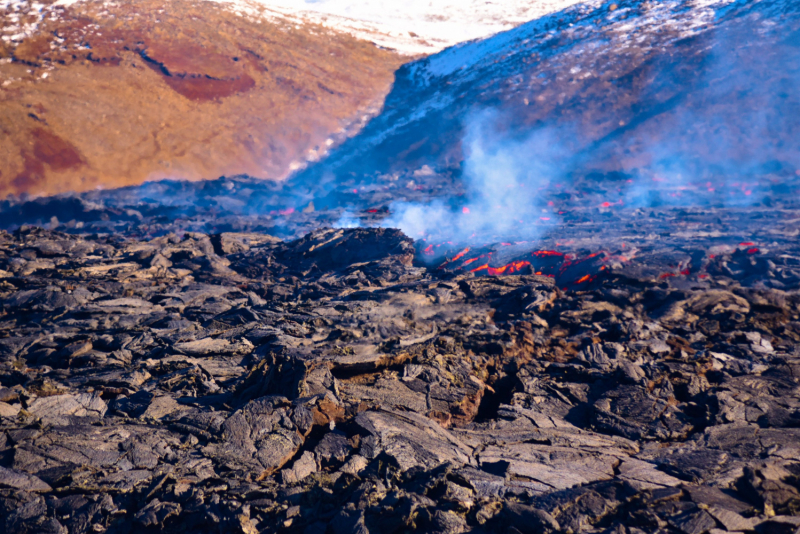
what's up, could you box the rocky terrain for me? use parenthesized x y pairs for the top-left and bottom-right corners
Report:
(0, 0), (405, 198)
(2, 202), (800, 533)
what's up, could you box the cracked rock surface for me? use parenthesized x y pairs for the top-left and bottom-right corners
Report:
(1, 225), (800, 533)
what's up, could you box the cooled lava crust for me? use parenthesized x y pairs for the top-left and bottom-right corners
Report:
(2, 196), (800, 533)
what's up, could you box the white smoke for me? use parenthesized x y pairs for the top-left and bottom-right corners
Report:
(333, 210), (361, 228)
(382, 111), (567, 241)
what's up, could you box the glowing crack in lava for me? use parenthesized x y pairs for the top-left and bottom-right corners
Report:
(470, 260), (532, 276)
(417, 239), (631, 289)
(491, 236), (771, 292)
(415, 238), (772, 291)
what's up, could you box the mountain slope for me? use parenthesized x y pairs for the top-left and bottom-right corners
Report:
(291, 0), (800, 198)
(0, 0), (405, 198)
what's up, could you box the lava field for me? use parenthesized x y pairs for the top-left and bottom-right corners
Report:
(2, 165), (800, 534)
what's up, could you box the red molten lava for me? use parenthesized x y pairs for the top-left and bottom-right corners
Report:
(658, 268), (692, 279)
(429, 242), (633, 291)
(451, 247), (470, 262)
(462, 257), (480, 266)
(471, 260), (532, 276)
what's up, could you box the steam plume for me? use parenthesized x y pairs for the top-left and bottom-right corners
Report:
(383, 111), (567, 241)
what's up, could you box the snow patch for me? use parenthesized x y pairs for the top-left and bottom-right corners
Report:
(236, 0), (588, 54)
(1, 0), (588, 55)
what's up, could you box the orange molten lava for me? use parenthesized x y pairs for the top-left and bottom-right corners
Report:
(451, 247), (470, 262)
(471, 260), (532, 276)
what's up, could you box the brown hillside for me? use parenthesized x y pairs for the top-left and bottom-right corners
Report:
(0, 0), (406, 198)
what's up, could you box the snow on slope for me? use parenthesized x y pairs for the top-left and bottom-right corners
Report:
(210, 0), (587, 54)
(303, 0), (740, 163)
(0, 0), (585, 55)
(416, 0), (735, 80)
(287, 0), (800, 191)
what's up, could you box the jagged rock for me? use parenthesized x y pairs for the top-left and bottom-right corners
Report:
(2, 200), (800, 534)
(173, 337), (254, 356)
(274, 228), (415, 272)
(315, 431), (353, 464)
(281, 451), (317, 484)
(478, 443), (620, 493)
(754, 516), (800, 534)
(0, 466), (52, 492)
(501, 503), (560, 534)
(134, 499), (182, 528)
(668, 509), (717, 534)
(355, 409), (473, 470)
(617, 459), (683, 490)
(26, 393), (107, 423)
(202, 396), (304, 476)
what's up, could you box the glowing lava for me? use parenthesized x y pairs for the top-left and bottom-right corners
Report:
(470, 260), (532, 276)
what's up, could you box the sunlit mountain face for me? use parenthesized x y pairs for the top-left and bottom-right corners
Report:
(0, 0), (405, 198)
(0, 0), (591, 200)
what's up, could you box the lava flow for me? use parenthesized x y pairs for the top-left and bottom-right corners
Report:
(470, 260), (532, 276)
(420, 240), (635, 289)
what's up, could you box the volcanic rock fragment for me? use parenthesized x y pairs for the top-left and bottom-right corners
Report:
(202, 396), (304, 476)
(0, 466), (52, 492)
(355, 409), (473, 470)
(26, 392), (107, 424)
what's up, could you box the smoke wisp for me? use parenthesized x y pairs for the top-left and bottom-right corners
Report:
(382, 111), (569, 242)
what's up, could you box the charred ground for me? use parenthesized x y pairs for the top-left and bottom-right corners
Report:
(2, 175), (800, 533)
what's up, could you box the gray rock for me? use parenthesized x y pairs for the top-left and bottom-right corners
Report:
(0, 466), (52, 492)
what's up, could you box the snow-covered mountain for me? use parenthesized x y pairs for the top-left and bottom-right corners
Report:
(4, 0), (798, 202)
(289, 0), (800, 200)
